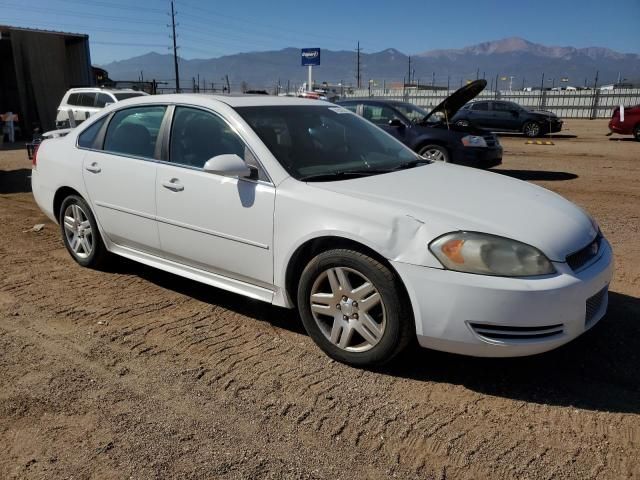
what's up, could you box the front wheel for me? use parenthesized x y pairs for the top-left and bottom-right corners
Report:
(418, 144), (449, 162)
(523, 121), (542, 137)
(297, 249), (413, 367)
(59, 195), (108, 268)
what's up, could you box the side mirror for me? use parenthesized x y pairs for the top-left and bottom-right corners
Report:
(104, 102), (114, 107)
(203, 154), (251, 178)
(388, 118), (405, 128)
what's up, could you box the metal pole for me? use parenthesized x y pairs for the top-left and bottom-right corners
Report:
(308, 65), (312, 92)
(170, 0), (180, 92)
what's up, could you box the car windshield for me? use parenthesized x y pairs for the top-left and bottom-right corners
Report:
(236, 105), (421, 180)
(114, 92), (146, 101)
(394, 103), (438, 124)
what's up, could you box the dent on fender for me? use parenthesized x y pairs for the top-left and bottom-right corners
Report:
(375, 214), (442, 268)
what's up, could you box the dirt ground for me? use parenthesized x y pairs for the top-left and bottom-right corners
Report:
(0, 120), (638, 479)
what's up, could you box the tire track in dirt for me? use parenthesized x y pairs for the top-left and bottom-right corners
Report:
(1, 175), (639, 478)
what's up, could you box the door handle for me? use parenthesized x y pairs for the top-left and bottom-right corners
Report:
(162, 179), (184, 192)
(85, 162), (101, 173)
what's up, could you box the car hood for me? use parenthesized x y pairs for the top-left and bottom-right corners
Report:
(312, 164), (596, 262)
(424, 79), (487, 123)
(527, 109), (558, 117)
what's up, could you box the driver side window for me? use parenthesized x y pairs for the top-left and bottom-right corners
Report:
(362, 105), (401, 126)
(170, 107), (244, 168)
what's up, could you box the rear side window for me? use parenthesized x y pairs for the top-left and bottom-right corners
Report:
(114, 92), (146, 101)
(471, 102), (488, 111)
(78, 116), (107, 149)
(340, 103), (358, 113)
(95, 93), (114, 108)
(103, 106), (167, 159)
(79, 93), (96, 107)
(169, 106), (246, 169)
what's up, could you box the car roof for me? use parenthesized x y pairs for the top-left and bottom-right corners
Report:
(66, 87), (143, 94)
(110, 93), (332, 108)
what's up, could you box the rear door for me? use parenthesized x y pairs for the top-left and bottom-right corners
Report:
(466, 101), (491, 127)
(81, 104), (167, 254)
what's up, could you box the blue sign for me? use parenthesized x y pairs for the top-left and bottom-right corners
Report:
(301, 48), (321, 66)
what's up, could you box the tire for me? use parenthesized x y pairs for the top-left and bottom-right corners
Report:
(297, 249), (413, 367)
(59, 195), (108, 268)
(418, 144), (449, 162)
(455, 119), (470, 127)
(523, 121), (542, 137)
(634, 124), (640, 142)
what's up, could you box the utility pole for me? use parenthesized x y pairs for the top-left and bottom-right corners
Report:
(225, 75), (231, 93)
(170, 0), (180, 92)
(476, 68), (479, 80)
(432, 71), (435, 87)
(407, 56), (411, 85)
(593, 70), (599, 90)
(356, 41), (362, 89)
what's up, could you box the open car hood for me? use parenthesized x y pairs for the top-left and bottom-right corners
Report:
(424, 79), (486, 123)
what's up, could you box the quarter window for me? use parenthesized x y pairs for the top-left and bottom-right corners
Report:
(169, 107), (247, 170)
(103, 105), (167, 159)
(67, 93), (81, 106)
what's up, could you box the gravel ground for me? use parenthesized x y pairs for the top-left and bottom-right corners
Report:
(0, 119), (638, 479)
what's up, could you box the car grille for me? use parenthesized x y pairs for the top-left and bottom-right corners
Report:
(483, 134), (497, 147)
(469, 322), (564, 342)
(585, 287), (608, 328)
(566, 232), (602, 272)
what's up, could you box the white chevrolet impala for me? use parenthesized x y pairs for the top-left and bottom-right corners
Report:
(31, 95), (613, 366)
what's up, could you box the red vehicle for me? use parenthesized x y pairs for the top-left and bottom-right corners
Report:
(609, 105), (640, 141)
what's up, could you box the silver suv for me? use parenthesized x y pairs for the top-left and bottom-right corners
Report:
(56, 88), (148, 129)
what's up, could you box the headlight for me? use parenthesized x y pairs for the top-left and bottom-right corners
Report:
(429, 232), (556, 277)
(461, 135), (487, 147)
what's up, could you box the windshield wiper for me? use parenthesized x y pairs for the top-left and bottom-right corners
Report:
(395, 158), (431, 170)
(299, 168), (395, 182)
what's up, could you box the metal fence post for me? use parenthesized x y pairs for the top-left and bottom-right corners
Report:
(590, 89), (600, 119)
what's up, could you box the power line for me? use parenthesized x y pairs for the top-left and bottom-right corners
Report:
(170, 0), (180, 92)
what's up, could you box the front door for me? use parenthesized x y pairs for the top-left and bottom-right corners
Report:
(155, 106), (275, 287)
(82, 104), (167, 253)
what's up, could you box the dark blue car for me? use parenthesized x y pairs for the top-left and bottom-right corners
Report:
(337, 80), (502, 169)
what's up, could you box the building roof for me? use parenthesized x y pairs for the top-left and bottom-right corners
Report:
(0, 24), (88, 39)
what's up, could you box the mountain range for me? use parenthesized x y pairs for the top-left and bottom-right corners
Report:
(99, 37), (640, 90)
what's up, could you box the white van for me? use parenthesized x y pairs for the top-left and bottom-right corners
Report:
(55, 88), (148, 129)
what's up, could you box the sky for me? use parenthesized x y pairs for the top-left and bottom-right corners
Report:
(1, 0), (639, 64)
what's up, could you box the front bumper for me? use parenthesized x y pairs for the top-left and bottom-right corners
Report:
(453, 145), (503, 169)
(391, 238), (613, 357)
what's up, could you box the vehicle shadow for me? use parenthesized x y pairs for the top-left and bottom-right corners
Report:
(497, 133), (578, 139)
(382, 291), (640, 414)
(0, 142), (28, 151)
(106, 256), (639, 414)
(0, 168), (32, 193)
(103, 256), (306, 335)
(494, 169), (578, 181)
(608, 137), (638, 142)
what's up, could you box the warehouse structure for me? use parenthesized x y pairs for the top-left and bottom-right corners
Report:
(0, 25), (93, 137)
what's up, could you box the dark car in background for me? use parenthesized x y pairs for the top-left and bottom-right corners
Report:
(337, 80), (502, 168)
(608, 104), (640, 141)
(452, 100), (563, 137)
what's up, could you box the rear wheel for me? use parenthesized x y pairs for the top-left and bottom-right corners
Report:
(633, 124), (640, 141)
(523, 121), (542, 137)
(418, 144), (449, 162)
(59, 195), (108, 268)
(297, 249), (412, 367)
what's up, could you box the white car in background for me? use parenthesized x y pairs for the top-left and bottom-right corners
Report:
(55, 87), (148, 129)
(31, 95), (613, 366)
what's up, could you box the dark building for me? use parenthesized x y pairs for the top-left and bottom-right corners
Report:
(0, 25), (93, 137)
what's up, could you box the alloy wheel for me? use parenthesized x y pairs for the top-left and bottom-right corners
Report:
(524, 122), (541, 137)
(422, 148), (447, 162)
(309, 267), (386, 352)
(63, 203), (94, 259)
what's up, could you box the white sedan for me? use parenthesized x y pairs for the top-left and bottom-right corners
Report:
(31, 95), (613, 366)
